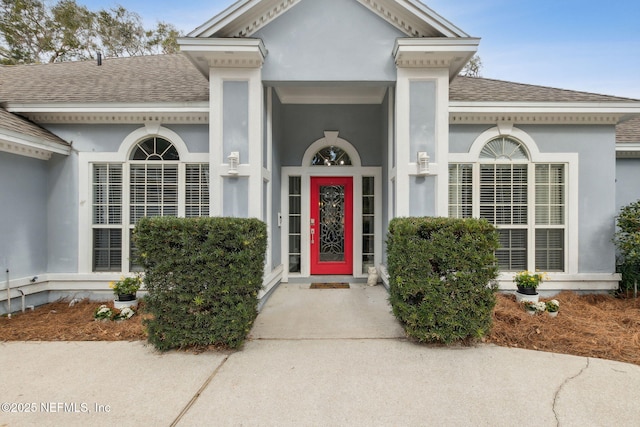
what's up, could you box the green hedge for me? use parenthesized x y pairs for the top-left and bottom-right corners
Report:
(615, 200), (640, 292)
(387, 217), (500, 344)
(134, 217), (267, 350)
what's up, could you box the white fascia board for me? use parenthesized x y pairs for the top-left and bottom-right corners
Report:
(188, 0), (255, 37)
(393, 38), (481, 56)
(6, 103), (210, 125)
(400, 0), (470, 38)
(449, 102), (640, 115)
(617, 143), (640, 158)
(5, 102), (209, 114)
(0, 130), (70, 159)
(178, 38), (267, 57)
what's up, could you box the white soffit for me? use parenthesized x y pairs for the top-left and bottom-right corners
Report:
(189, 0), (470, 38)
(274, 86), (388, 104)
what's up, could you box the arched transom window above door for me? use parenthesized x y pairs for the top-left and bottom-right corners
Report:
(311, 146), (352, 166)
(301, 131), (362, 167)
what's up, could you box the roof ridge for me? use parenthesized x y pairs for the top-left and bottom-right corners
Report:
(0, 53), (184, 69)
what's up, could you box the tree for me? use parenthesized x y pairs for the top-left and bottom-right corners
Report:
(0, 0), (181, 64)
(460, 54), (483, 77)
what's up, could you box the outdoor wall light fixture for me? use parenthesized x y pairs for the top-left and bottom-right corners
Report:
(228, 151), (239, 175)
(417, 151), (430, 175)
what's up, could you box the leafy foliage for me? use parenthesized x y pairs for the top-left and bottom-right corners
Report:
(0, 0), (181, 64)
(614, 200), (640, 291)
(459, 54), (483, 77)
(387, 217), (500, 344)
(134, 217), (267, 351)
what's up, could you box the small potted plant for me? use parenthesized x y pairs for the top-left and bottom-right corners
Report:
(522, 300), (546, 315)
(109, 275), (142, 309)
(94, 304), (113, 321)
(514, 270), (547, 302)
(546, 299), (560, 317)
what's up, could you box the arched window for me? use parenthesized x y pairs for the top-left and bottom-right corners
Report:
(91, 133), (208, 272)
(480, 137), (529, 161)
(130, 137), (180, 161)
(311, 146), (352, 166)
(449, 135), (565, 272)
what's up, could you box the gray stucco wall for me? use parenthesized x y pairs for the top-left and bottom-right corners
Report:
(450, 124), (618, 274)
(255, 0), (404, 83)
(616, 158), (640, 212)
(0, 152), (49, 279)
(47, 152), (78, 273)
(278, 104), (384, 166)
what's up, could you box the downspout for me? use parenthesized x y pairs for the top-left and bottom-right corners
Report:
(5, 269), (10, 319)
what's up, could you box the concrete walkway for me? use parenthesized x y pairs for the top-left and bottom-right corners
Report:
(2, 283), (640, 426)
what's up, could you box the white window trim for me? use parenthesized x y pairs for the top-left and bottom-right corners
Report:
(448, 125), (579, 276)
(78, 125), (209, 274)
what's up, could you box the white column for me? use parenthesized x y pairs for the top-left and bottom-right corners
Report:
(393, 67), (449, 217)
(209, 67), (264, 219)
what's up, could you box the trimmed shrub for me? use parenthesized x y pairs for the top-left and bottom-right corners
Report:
(615, 200), (640, 292)
(134, 217), (267, 351)
(387, 217), (500, 344)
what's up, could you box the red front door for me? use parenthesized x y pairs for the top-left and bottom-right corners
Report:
(310, 177), (353, 275)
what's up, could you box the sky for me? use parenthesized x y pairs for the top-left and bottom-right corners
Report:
(81, 0), (640, 99)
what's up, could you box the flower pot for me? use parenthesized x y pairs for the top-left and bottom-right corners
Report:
(114, 294), (138, 310)
(515, 292), (539, 303)
(526, 309), (537, 316)
(516, 285), (538, 295)
(116, 293), (136, 301)
(114, 299), (138, 310)
(548, 311), (558, 318)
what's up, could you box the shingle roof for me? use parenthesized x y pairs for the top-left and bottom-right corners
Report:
(0, 54), (209, 104)
(450, 76), (638, 103)
(0, 108), (69, 147)
(0, 54), (638, 144)
(2, 54), (638, 105)
(617, 117), (640, 144)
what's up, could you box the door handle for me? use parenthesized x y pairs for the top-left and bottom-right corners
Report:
(310, 228), (315, 244)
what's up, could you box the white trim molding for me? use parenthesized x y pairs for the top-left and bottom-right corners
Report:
(449, 102), (640, 124)
(616, 143), (640, 158)
(281, 135), (381, 281)
(0, 130), (70, 160)
(189, 0), (469, 39)
(393, 38), (480, 79)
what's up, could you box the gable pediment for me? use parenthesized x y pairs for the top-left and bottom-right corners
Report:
(190, 0), (469, 39)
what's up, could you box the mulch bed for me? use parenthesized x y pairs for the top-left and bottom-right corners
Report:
(487, 292), (640, 366)
(2, 292), (639, 366)
(0, 299), (147, 341)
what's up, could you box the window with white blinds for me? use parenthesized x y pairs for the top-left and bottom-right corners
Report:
(448, 164), (472, 219)
(186, 164), (210, 218)
(448, 137), (566, 272)
(535, 164), (565, 271)
(91, 138), (209, 272)
(93, 164), (123, 271)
